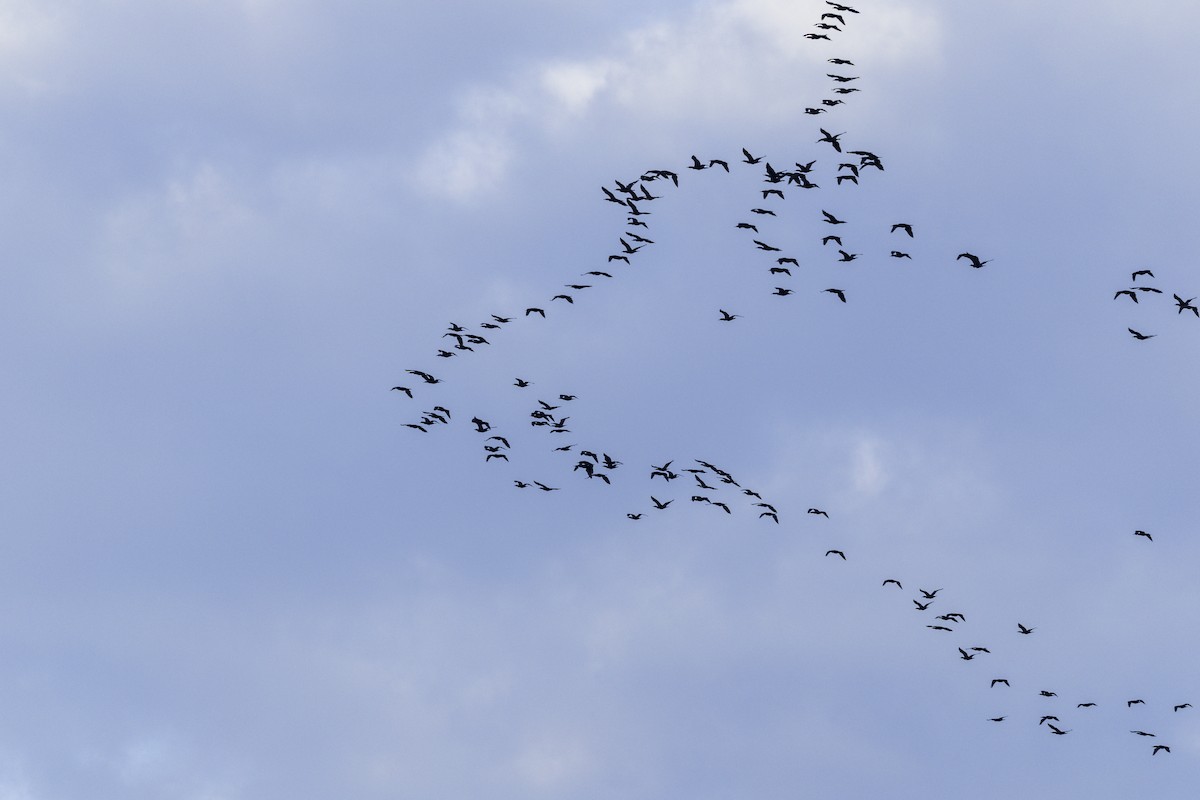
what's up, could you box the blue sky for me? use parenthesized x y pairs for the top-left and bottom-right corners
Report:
(2, 1), (1199, 797)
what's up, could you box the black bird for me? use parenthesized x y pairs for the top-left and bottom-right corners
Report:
(1130, 730), (1156, 737)
(958, 648), (975, 660)
(763, 189), (784, 199)
(991, 679), (1010, 687)
(807, 508), (829, 517)
(989, 717), (1006, 722)
(471, 417), (491, 433)
(1077, 702), (1097, 708)
(752, 208), (777, 216)
(551, 294), (573, 303)
(825, 549), (847, 560)
(957, 252), (990, 268)
(688, 155), (708, 171)
(824, 288), (847, 302)
(836, 250), (858, 262)
(832, 87), (860, 94)
(773, 287), (794, 296)
(777, 257), (799, 266)
(514, 481), (530, 488)
(406, 370), (441, 384)
(608, 255), (629, 264)
(627, 513), (642, 520)
(913, 600), (931, 611)
(718, 309), (740, 321)
(822, 235), (843, 246)
(1040, 690), (1057, 697)
(1114, 289), (1139, 303)
(403, 424), (427, 432)
(514, 378), (532, 387)
(919, 588), (942, 599)
(1128, 699), (1146, 708)
(827, 74), (859, 83)
(1153, 745), (1171, 755)
(708, 159), (729, 172)
(836, 174), (857, 185)
(1131, 269), (1154, 281)
(1047, 724), (1070, 735)
(754, 239), (782, 252)
(805, 33), (830, 40)
(822, 210), (846, 225)
(927, 625), (953, 632)
(533, 482), (559, 492)
(651, 496), (672, 510)
(882, 579), (903, 589)
(805, 107), (827, 115)
(485, 453), (508, 462)
(828, 57), (853, 65)
(391, 386), (413, 397)
(1134, 530), (1152, 541)
(487, 436), (509, 448)
(584, 271), (613, 278)
(890, 251), (912, 259)
(1128, 328), (1155, 340)
(737, 222), (759, 232)
(526, 307), (546, 317)
(1018, 623), (1036, 635)
(1173, 294), (1199, 316)
(817, 128), (845, 152)
(742, 148), (763, 164)
(1174, 703), (1192, 712)
(891, 223), (914, 237)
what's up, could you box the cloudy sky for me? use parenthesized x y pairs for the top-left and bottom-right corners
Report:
(2, 0), (1199, 797)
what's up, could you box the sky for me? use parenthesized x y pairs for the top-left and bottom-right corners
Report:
(2, 0), (1199, 797)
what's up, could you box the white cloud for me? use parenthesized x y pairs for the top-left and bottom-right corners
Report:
(408, 0), (943, 201)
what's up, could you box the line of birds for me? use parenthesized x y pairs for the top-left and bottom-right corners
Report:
(392, 0), (1186, 758)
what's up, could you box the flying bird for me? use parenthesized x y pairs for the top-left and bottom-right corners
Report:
(1134, 530), (1152, 541)
(808, 508), (829, 517)
(718, 309), (740, 321)
(822, 210), (846, 225)
(957, 252), (990, 268)
(1017, 623), (1036, 635)
(824, 288), (847, 302)
(891, 223), (914, 237)
(825, 550), (847, 560)
(1128, 328), (1155, 340)
(391, 386), (413, 397)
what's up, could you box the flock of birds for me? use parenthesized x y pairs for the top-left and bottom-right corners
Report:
(1113, 268), (1198, 340)
(395, 0), (1190, 759)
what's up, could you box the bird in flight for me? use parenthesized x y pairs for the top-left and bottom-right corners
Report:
(807, 508), (830, 517)
(957, 252), (990, 268)
(391, 386), (413, 397)
(891, 222), (914, 237)
(406, 370), (441, 384)
(882, 579), (903, 589)
(1127, 328), (1155, 340)
(1134, 530), (1152, 541)
(1174, 703), (1192, 712)
(1173, 294), (1199, 316)
(822, 210), (846, 225)
(718, 309), (740, 321)
(991, 679), (1010, 687)
(1152, 745), (1171, 755)
(1017, 623), (1036, 635)
(824, 288), (848, 302)
(825, 549), (847, 560)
